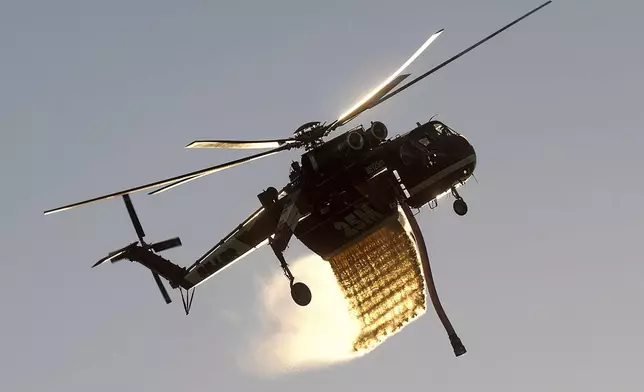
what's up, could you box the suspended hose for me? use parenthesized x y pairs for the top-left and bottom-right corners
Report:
(400, 202), (466, 357)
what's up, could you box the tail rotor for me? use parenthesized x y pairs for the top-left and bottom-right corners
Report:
(92, 194), (182, 304)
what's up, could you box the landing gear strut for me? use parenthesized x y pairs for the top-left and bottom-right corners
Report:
(270, 239), (311, 307)
(261, 187), (311, 307)
(451, 187), (468, 216)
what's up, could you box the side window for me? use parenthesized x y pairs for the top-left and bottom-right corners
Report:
(399, 142), (416, 165)
(400, 139), (430, 165)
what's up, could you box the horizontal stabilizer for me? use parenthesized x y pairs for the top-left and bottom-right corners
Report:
(92, 242), (138, 268)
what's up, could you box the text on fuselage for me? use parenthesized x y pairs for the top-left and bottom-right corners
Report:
(333, 203), (384, 238)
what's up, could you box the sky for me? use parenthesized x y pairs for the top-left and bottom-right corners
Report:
(2, 0), (643, 390)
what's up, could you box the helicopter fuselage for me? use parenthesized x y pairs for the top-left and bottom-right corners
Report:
(289, 119), (477, 258)
(185, 119), (477, 284)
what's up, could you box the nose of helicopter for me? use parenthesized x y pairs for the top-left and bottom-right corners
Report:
(402, 132), (477, 209)
(454, 134), (477, 182)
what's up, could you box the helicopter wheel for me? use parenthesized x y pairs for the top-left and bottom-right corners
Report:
(290, 282), (312, 306)
(453, 198), (468, 216)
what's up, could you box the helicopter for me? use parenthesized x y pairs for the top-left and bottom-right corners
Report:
(44, 2), (552, 357)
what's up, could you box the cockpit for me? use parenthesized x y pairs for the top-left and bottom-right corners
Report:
(417, 120), (459, 141)
(399, 121), (461, 166)
(394, 119), (476, 208)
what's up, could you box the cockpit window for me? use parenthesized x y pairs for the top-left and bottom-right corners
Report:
(429, 121), (458, 136)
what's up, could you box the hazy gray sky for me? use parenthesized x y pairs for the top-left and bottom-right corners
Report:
(2, 0), (643, 390)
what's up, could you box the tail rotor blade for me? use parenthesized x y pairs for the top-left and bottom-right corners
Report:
(151, 237), (182, 253)
(152, 271), (172, 304)
(122, 194), (145, 242)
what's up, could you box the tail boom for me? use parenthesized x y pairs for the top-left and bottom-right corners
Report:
(121, 245), (193, 290)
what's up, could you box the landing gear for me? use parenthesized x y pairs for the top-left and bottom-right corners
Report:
(453, 199), (468, 216)
(264, 188), (311, 306)
(290, 281), (312, 306)
(270, 240), (312, 307)
(451, 187), (468, 216)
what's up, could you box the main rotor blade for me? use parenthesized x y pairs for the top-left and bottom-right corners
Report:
(335, 28), (444, 124)
(148, 143), (293, 195)
(186, 138), (297, 149)
(371, 1), (552, 109)
(44, 144), (293, 215)
(333, 74), (411, 127)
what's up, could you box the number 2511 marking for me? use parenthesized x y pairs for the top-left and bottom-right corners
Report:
(333, 204), (384, 238)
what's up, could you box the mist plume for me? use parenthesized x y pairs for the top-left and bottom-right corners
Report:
(239, 210), (427, 377)
(241, 253), (363, 376)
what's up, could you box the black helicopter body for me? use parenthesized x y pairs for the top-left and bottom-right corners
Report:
(281, 119), (476, 255)
(194, 119), (476, 284)
(43, 2), (552, 358)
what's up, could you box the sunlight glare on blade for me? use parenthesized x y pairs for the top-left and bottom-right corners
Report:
(337, 29), (443, 122)
(186, 141), (280, 149)
(149, 148), (286, 195)
(185, 140), (292, 149)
